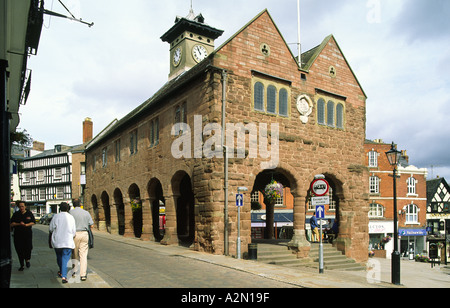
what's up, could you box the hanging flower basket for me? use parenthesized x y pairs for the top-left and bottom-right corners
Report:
(131, 199), (142, 213)
(264, 179), (283, 203)
(382, 236), (391, 243)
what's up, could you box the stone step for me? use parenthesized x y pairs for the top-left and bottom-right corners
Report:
(253, 242), (366, 271)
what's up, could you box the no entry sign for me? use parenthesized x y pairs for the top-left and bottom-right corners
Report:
(311, 178), (330, 196)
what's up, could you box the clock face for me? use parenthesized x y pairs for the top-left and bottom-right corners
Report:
(173, 47), (182, 67)
(192, 45), (208, 63)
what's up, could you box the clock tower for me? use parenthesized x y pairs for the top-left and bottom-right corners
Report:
(161, 8), (224, 80)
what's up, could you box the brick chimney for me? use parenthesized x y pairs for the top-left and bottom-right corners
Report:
(33, 141), (45, 151)
(83, 117), (93, 143)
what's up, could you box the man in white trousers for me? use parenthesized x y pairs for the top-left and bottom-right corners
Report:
(70, 198), (94, 281)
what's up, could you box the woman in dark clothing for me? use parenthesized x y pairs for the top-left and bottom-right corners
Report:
(10, 201), (35, 271)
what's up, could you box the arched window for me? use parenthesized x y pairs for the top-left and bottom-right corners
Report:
(254, 82), (264, 111)
(317, 99), (325, 125)
(407, 177), (416, 195)
(327, 100), (335, 127)
(336, 103), (344, 128)
(267, 85), (277, 114)
(405, 203), (418, 223)
(279, 88), (288, 116)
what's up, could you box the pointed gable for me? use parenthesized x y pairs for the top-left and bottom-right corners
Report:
(303, 35), (367, 103)
(213, 9), (300, 81)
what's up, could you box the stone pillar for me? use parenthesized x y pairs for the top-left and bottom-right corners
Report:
(110, 203), (119, 235)
(288, 192), (310, 257)
(123, 197), (134, 238)
(161, 194), (178, 245)
(140, 198), (152, 241)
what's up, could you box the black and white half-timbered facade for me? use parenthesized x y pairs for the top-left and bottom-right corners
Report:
(19, 144), (77, 218)
(426, 177), (450, 264)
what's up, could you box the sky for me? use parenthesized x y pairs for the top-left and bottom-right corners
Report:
(20, 0), (450, 180)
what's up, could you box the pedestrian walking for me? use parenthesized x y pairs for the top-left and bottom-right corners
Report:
(310, 213), (319, 242)
(49, 202), (76, 283)
(70, 198), (94, 281)
(10, 201), (35, 271)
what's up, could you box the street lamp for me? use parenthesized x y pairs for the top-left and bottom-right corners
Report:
(385, 142), (402, 285)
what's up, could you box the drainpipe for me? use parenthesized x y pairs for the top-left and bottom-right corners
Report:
(0, 59), (12, 287)
(221, 69), (229, 256)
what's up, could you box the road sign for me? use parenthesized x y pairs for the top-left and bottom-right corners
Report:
(316, 205), (325, 219)
(311, 179), (330, 196)
(236, 194), (243, 207)
(311, 196), (330, 206)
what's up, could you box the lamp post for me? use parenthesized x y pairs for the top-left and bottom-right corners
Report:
(385, 142), (402, 285)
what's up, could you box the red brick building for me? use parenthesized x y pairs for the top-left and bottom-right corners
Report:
(365, 140), (428, 259)
(85, 9), (369, 263)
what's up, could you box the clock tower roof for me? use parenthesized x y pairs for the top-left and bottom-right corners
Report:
(160, 11), (223, 43)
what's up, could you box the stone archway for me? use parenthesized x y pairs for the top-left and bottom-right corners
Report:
(252, 169), (295, 240)
(91, 194), (100, 229)
(128, 184), (142, 238)
(148, 178), (165, 242)
(113, 188), (125, 235)
(171, 171), (195, 246)
(100, 191), (111, 233)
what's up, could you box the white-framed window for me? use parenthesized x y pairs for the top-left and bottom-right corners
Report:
(251, 191), (260, 203)
(39, 188), (46, 201)
(405, 203), (418, 224)
(407, 176), (416, 195)
(369, 176), (380, 194)
(54, 168), (62, 180)
(56, 187), (64, 199)
(24, 189), (32, 201)
(37, 170), (45, 182)
(369, 203), (384, 218)
(24, 171), (31, 183)
(368, 150), (378, 167)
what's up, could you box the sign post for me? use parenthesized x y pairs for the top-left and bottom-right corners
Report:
(236, 187), (247, 260)
(311, 175), (329, 274)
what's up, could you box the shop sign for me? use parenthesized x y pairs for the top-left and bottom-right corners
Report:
(399, 229), (427, 236)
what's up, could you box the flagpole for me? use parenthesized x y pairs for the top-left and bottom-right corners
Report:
(297, 0), (302, 67)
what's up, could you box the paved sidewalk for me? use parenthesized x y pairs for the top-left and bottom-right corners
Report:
(10, 225), (450, 288)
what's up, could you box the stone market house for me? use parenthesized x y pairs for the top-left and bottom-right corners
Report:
(84, 9), (369, 263)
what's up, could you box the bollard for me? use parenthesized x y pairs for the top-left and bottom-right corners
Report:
(248, 243), (257, 260)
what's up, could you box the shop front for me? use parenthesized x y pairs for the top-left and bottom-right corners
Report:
(399, 228), (427, 259)
(369, 221), (394, 258)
